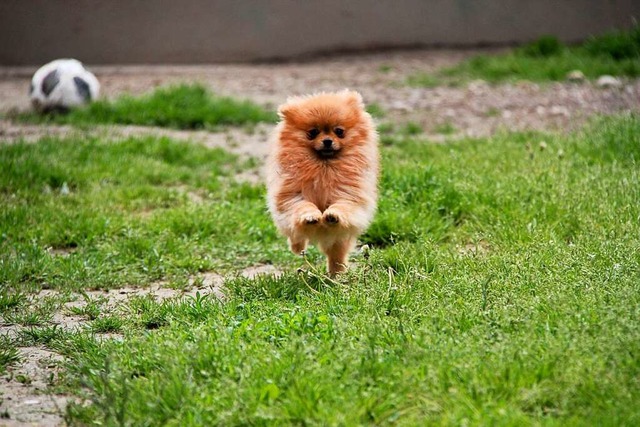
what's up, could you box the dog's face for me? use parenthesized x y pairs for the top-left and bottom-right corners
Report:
(277, 90), (370, 160)
(304, 121), (345, 159)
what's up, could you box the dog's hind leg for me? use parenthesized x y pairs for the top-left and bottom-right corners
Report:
(323, 237), (356, 276)
(288, 237), (308, 256)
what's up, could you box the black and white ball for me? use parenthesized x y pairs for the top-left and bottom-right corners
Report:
(29, 59), (100, 113)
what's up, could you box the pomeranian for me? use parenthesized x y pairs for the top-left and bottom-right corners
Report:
(266, 90), (379, 275)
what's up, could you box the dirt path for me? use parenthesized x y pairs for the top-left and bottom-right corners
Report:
(2, 49), (639, 145)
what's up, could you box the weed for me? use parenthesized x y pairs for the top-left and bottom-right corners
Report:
(4, 310), (52, 327)
(125, 296), (171, 330)
(0, 340), (21, 374)
(91, 316), (124, 334)
(519, 35), (564, 57)
(19, 325), (65, 346)
(68, 300), (102, 320)
(434, 121), (456, 135)
(0, 292), (26, 312)
(15, 373), (32, 385)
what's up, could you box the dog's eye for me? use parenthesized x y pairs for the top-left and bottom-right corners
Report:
(334, 127), (345, 138)
(306, 128), (320, 140)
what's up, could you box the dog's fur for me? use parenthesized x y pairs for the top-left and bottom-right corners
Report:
(266, 90), (379, 275)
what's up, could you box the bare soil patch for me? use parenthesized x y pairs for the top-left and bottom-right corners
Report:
(0, 348), (69, 427)
(2, 49), (638, 150)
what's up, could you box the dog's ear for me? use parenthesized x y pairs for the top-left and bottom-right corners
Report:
(277, 103), (294, 121)
(277, 97), (304, 123)
(343, 90), (364, 110)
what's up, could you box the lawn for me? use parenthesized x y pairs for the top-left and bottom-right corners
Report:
(1, 110), (639, 425)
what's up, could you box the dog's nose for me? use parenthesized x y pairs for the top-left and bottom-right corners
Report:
(322, 139), (333, 148)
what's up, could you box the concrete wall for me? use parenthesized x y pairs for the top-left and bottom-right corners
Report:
(1, 0), (638, 65)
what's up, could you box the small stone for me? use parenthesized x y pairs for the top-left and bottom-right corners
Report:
(360, 244), (371, 259)
(566, 70), (585, 82)
(516, 80), (535, 89)
(596, 75), (622, 88)
(550, 105), (569, 117)
(468, 79), (489, 92)
(390, 101), (412, 112)
(59, 182), (70, 195)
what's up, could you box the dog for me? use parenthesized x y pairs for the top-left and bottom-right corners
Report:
(266, 90), (379, 275)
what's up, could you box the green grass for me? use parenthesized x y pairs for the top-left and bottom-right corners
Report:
(0, 338), (21, 374)
(433, 121), (456, 135)
(0, 292), (25, 311)
(0, 135), (281, 291)
(1, 114), (640, 425)
(378, 64), (393, 73)
(90, 316), (124, 334)
(366, 102), (386, 119)
(67, 296), (103, 320)
(13, 84), (276, 129)
(409, 26), (640, 85)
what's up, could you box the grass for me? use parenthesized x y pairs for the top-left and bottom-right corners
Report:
(0, 292), (25, 311)
(409, 26), (640, 85)
(1, 114), (639, 425)
(13, 83), (276, 130)
(90, 316), (124, 334)
(366, 102), (386, 119)
(433, 121), (456, 135)
(0, 338), (21, 374)
(0, 135), (280, 291)
(67, 297), (103, 320)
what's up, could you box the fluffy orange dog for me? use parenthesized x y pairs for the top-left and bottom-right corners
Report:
(266, 90), (379, 275)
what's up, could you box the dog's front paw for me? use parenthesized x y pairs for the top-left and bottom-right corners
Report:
(298, 210), (322, 225)
(322, 209), (345, 226)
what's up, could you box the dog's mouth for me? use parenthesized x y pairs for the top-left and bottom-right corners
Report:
(316, 148), (339, 158)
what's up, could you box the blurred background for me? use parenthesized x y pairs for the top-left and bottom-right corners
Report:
(2, 0), (638, 64)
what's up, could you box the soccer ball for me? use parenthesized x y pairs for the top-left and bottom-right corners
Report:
(29, 59), (100, 113)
